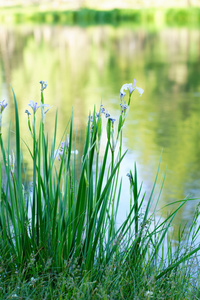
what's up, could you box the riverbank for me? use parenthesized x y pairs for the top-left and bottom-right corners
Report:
(0, 82), (200, 299)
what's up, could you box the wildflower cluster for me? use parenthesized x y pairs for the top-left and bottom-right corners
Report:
(101, 107), (116, 151)
(120, 78), (144, 104)
(54, 135), (78, 161)
(28, 100), (40, 113)
(39, 80), (48, 92)
(55, 135), (69, 161)
(88, 79), (143, 154)
(126, 173), (133, 183)
(25, 81), (52, 134)
(100, 105), (115, 123)
(119, 79), (144, 180)
(120, 101), (128, 114)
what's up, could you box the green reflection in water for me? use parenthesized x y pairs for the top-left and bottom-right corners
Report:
(0, 24), (200, 236)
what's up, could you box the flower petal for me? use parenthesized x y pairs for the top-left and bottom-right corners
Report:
(133, 79), (137, 89)
(39, 80), (48, 91)
(28, 100), (39, 113)
(0, 100), (8, 113)
(25, 109), (31, 116)
(135, 87), (144, 96)
(120, 83), (134, 95)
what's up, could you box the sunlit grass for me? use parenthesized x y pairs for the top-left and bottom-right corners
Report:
(0, 81), (200, 299)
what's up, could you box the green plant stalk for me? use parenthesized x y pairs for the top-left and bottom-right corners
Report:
(156, 243), (200, 280)
(31, 112), (37, 250)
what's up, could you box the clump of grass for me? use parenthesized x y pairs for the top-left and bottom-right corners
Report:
(0, 80), (200, 299)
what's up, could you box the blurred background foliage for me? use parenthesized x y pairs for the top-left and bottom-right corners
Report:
(1, 0), (200, 8)
(0, 6), (200, 27)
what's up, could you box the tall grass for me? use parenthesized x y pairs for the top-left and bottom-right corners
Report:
(0, 81), (200, 299)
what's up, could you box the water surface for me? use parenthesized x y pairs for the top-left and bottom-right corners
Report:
(1, 24), (200, 233)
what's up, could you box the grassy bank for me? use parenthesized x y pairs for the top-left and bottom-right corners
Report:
(0, 81), (200, 299)
(0, 7), (200, 27)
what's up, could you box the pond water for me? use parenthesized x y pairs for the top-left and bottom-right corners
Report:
(1, 24), (200, 235)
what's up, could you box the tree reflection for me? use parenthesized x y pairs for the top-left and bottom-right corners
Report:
(0, 24), (200, 231)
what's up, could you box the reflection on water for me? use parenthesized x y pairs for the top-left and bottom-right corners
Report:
(1, 24), (200, 233)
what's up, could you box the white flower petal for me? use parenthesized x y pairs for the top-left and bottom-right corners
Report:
(120, 83), (132, 94)
(135, 87), (144, 96)
(133, 78), (137, 88)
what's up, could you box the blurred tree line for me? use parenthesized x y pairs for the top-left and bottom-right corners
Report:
(0, 0), (199, 8)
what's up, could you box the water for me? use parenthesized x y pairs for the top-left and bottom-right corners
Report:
(1, 24), (200, 233)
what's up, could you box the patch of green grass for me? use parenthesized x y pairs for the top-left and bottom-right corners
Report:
(0, 81), (200, 298)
